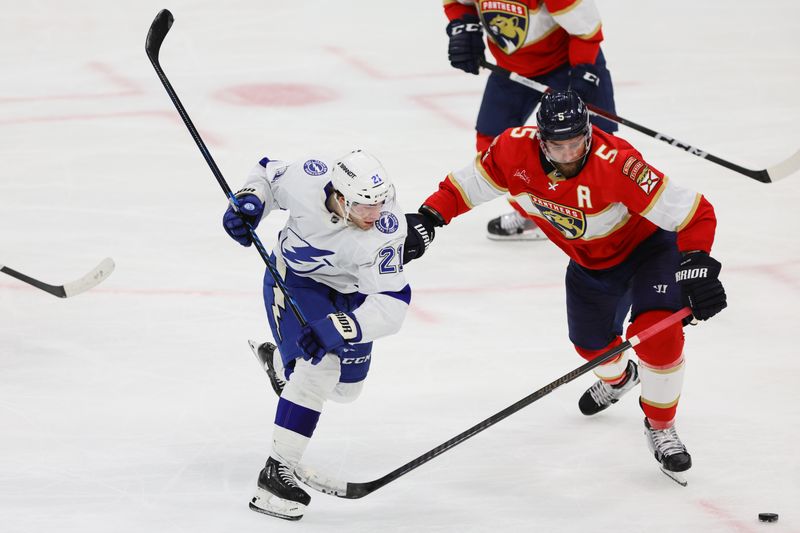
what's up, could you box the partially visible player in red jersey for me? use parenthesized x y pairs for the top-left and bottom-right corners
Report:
(410, 90), (727, 484)
(444, 0), (618, 241)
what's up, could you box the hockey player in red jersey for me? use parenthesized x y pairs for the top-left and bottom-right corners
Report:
(411, 90), (727, 482)
(444, 0), (618, 240)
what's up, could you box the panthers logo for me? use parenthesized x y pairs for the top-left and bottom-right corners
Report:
(529, 195), (586, 239)
(479, 1), (528, 54)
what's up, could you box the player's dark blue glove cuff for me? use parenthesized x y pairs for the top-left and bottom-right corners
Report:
(222, 193), (264, 247)
(297, 312), (362, 364)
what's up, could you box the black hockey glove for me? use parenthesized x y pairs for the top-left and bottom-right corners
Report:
(402, 206), (445, 264)
(569, 63), (601, 105)
(446, 15), (485, 75)
(674, 251), (727, 322)
(403, 214), (436, 264)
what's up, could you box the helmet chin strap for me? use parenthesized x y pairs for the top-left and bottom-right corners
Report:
(328, 191), (351, 226)
(342, 199), (354, 226)
(336, 196), (354, 226)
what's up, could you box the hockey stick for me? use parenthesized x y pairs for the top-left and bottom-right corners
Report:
(295, 306), (692, 499)
(145, 9), (307, 325)
(1, 258), (115, 298)
(480, 59), (800, 184)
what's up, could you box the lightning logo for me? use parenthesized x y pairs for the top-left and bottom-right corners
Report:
(270, 257), (289, 343)
(271, 284), (286, 342)
(280, 228), (335, 274)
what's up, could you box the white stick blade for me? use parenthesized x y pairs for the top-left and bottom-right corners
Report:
(63, 257), (115, 297)
(767, 148), (800, 182)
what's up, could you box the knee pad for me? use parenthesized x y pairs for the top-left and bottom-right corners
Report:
(282, 354), (341, 411)
(627, 310), (684, 367)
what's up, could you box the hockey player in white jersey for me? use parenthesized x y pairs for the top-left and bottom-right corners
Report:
(222, 149), (417, 521)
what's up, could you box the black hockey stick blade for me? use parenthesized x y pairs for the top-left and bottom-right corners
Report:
(145, 9), (174, 63)
(479, 59), (800, 184)
(296, 309), (691, 499)
(1, 257), (115, 298)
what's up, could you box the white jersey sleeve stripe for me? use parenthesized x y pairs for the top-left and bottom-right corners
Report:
(447, 173), (475, 210)
(641, 177), (701, 232)
(445, 157), (509, 210)
(676, 194), (702, 232)
(550, 1), (603, 37)
(474, 154), (509, 193)
(575, 21), (601, 40)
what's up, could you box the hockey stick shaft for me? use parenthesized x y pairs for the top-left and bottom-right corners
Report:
(1, 258), (115, 298)
(145, 9), (307, 325)
(297, 307), (692, 498)
(480, 59), (800, 184)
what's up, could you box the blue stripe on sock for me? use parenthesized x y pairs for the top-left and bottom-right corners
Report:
(274, 397), (321, 438)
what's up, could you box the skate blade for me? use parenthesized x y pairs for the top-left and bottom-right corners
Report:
(247, 340), (285, 396)
(249, 502), (304, 521)
(249, 489), (306, 521)
(247, 339), (269, 371)
(487, 232), (547, 241)
(659, 466), (688, 487)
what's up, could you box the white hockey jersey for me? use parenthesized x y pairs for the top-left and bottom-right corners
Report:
(238, 155), (410, 342)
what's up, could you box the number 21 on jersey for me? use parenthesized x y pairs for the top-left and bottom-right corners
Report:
(378, 244), (403, 274)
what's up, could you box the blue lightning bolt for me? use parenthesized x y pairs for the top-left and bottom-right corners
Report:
(280, 230), (335, 274)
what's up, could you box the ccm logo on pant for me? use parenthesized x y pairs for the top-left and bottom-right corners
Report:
(341, 354), (371, 365)
(676, 268), (708, 282)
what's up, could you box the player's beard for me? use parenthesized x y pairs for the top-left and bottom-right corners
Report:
(553, 160), (583, 178)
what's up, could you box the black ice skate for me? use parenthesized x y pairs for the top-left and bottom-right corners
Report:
(249, 457), (311, 520)
(578, 359), (640, 415)
(486, 211), (546, 241)
(247, 340), (285, 396)
(644, 418), (692, 486)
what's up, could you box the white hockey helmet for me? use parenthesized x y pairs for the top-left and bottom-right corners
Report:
(331, 149), (393, 208)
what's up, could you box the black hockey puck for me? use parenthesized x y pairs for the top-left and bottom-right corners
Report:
(758, 513), (779, 523)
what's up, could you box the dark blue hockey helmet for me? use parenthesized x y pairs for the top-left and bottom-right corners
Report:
(536, 90), (590, 141)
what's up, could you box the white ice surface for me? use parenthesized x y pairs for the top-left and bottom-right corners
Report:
(1, 1), (799, 532)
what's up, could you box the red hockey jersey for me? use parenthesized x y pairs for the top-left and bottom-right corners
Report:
(423, 127), (717, 270)
(443, 0), (604, 77)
